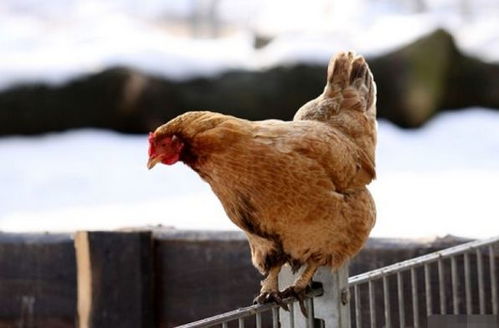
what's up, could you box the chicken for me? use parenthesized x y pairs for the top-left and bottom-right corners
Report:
(147, 51), (376, 312)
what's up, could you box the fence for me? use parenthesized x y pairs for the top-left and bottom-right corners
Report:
(175, 287), (323, 328)
(349, 235), (499, 328)
(177, 235), (499, 328)
(177, 264), (350, 328)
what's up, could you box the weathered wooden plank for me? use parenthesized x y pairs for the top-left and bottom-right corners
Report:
(0, 233), (76, 328)
(75, 231), (154, 328)
(153, 230), (261, 327)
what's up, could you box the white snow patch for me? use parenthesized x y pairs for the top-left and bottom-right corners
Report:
(0, 108), (498, 239)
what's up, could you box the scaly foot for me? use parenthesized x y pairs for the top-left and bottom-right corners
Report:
(253, 291), (289, 311)
(281, 285), (310, 317)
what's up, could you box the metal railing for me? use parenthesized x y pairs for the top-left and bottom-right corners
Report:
(348, 235), (499, 328)
(176, 287), (323, 328)
(176, 235), (498, 328)
(177, 264), (350, 328)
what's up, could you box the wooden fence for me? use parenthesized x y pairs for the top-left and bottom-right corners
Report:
(0, 230), (472, 328)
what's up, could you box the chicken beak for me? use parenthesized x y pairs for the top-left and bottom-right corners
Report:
(147, 156), (161, 170)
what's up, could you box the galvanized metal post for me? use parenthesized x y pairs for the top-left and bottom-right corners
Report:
(279, 265), (350, 328)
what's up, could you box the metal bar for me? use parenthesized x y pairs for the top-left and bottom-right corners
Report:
(451, 256), (459, 314)
(438, 259), (446, 314)
(354, 284), (362, 328)
(464, 252), (472, 314)
(369, 280), (376, 328)
(289, 302), (295, 328)
(424, 263), (432, 316)
(477, 248), (485, 314)
(175, 287), (323, 328)
(490, 245), (498, 315)
(383, 276), (391, 328)
(411, 268), (419, 328)
(256, 312), (262, 328)
(397, 272), (405, 328)
(306, 298), (314, 328)
(222, 323), (228, 328)
(271, 308), (278, 328)
(238, 318), (244, 328)
(348, 236), (499, 286)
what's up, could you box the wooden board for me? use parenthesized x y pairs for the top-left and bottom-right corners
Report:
(0, 233), (76, 328)
(75, 231), (154, 328)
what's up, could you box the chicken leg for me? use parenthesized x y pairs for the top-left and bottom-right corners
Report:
(281, 263), (319, 317)
(253, 265), (289, 310)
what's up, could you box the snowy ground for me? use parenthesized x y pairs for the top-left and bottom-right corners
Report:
(1, 0), (499, 89)
(0, 108), (498, 239)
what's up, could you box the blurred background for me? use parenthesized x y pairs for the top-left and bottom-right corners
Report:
(1, 0), (498, 238)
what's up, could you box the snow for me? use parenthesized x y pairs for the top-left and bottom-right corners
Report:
(0, 108), (498, 239)
(1, 0), (499, 89)
(371, 108), (499, 238)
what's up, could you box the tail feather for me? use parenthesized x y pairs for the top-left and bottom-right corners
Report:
(293, 51), (377, 182)
(327, 52), (353, 90)
(325, 51), (376, 117)
(294, 51), (376, 122)
(349, 56), (368, 85)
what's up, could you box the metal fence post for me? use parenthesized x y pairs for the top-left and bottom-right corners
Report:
(279, 265), (350, 328)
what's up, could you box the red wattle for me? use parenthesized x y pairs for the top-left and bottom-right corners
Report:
(162, 153), (180, 165)
(148, 132), (156, 156)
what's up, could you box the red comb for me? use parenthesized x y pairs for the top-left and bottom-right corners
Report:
(148, 132), (155, 156)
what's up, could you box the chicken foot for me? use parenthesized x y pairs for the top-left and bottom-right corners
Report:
(281, 263), (319, 317)
(253, 265), (289, 311)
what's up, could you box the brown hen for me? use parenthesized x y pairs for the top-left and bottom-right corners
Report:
(147, 51), (377, 311)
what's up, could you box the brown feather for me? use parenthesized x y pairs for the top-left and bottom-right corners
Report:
(152, 51), (377, 275)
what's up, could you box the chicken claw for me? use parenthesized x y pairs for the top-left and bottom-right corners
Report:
(253, 291), (289, 311)
(281, 286), (310, 317)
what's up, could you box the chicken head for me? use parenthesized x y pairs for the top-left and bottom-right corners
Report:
(147, 132), (184, 169)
